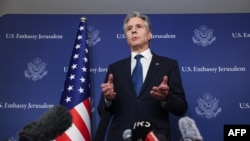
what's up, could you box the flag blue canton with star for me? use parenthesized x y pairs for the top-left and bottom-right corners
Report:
(60, 19), (90, 110)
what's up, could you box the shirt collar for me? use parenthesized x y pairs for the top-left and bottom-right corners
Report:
(131, 48), (152, 60)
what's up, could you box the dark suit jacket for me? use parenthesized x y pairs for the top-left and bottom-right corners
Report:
(97, 52), (188, 141)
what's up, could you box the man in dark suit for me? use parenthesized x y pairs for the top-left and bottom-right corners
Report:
(97, 11), (188, 141)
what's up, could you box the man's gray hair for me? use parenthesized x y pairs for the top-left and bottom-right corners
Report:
(123, 11), (152, 32)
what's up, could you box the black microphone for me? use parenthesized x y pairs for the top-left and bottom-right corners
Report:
(18, 105), (72, 141)
(123, 129), (132, 141)
(94, 111), (112, 141)
(155, 134), (168, 141)
(132, 120), (153, 141)
(178, 116), (203, 141)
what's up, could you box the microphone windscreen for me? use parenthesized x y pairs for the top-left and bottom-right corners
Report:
(19, 105), (72, 141)
(132, 120), (153, 141)
(18, 122), (39, 141)
(178, 116), (203, 141)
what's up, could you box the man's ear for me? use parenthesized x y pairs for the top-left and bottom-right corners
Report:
(148, 33), (152, 40)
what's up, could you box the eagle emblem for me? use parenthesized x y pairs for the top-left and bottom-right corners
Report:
(195, 93), (222, 119)
(192, 25), (216, 47)
(87, 26), (101, 47)
(24, 58), (48, 81)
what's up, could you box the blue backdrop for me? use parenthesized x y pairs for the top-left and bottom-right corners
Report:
(0, 13), (250, 141)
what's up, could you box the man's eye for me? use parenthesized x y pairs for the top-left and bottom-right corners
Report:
(127, 27), (132, 31)
(136, 25), (142, 28)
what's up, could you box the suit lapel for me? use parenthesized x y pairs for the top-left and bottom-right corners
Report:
(120, 57), (137, 95)
(140, 54), (162, 94)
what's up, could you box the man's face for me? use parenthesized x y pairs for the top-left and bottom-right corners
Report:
(125, 17), (152, 51)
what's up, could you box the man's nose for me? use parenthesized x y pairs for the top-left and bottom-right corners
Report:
(132, 29), (137, 34)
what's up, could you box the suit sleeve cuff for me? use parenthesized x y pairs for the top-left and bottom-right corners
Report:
(105, 98), (112, 107)
(161, 101), (167, 107)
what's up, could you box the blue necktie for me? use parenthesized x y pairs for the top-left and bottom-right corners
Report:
(132, 54), (143, 96)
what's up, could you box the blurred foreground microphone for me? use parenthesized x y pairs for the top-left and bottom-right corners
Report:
(132, 120), (159, 141)
(179, 116), (203, 141)
(18, 105), (72, 141)
(123, 129), (132, 141)
(94, 111), (112, 141)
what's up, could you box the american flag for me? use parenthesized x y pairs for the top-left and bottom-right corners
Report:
(56, 17), (92, 141)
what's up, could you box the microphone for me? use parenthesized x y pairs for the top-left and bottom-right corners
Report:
(18, 105), (72, 141)
(123, 129), (132, 141)
(178, 116), (203, 141)
(94, 111), (112, 141)
(145, 131), (159, 141)
(132, 120), (154, 141)
(127, 120), (165, 141)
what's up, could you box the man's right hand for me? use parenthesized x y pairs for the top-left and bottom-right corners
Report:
(101, 74), (116, 101)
